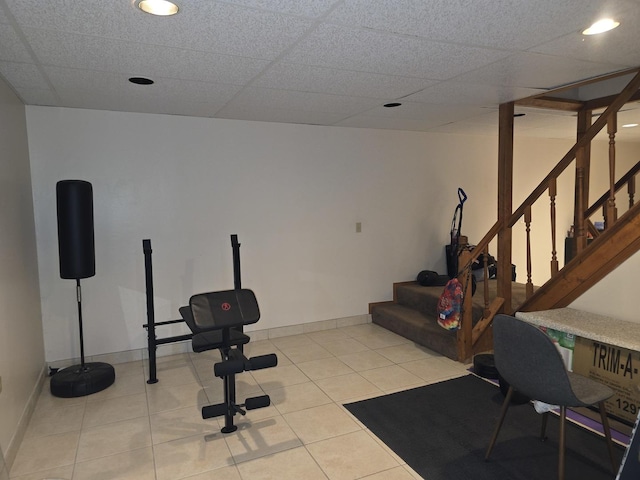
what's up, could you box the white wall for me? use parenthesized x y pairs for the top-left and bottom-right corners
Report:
(25, 106), (640, 364)
(26, 107), (501, 362)
(0, 80), (44, 461)
(571, 250), (640, 323)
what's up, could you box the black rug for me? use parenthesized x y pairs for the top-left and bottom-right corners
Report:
(344, 374), (623, 480)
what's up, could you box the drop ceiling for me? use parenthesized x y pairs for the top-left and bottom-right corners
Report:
(1, 0), (640, 140)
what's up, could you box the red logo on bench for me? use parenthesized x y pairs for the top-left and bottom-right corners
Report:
(221, 302), (231, 311)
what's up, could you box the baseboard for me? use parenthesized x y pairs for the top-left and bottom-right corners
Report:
(4, 365), (47, 473)
(48, 314), (373, 368)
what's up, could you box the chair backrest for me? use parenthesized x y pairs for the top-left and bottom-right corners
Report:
(189, 289), (260, 331)
(493, 314), (578, 406)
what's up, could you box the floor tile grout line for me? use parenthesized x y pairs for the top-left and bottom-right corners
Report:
(13, 324), (459, 479)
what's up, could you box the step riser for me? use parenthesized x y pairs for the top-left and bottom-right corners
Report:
(395, 286), (441, 317)
(395, 283), (487, 325)
(371, 305), (457, 361)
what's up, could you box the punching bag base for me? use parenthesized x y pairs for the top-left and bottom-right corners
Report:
(50, 362), (115, 398)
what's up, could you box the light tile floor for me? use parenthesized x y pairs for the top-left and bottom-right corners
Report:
(9, 323), (469, 480)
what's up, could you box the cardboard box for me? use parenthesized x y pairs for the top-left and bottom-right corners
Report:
(573, 336), (640, 424)
(540, 326), (575, 371)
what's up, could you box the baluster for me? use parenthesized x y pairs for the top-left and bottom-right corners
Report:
(525, 205), (533, 298)
(549, 178), (559, 275)
(574, 109), (591, 253)
(575, 166), (586, 254)
(606, 114), (618, 227)
(482, 246), (490, 317)
(629, 175), (635, 209)
(456, 249), (473, 361)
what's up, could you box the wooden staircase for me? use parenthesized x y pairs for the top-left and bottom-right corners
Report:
(520, 200), (640, 311)
(370, 67), (640, 363)
(370, 280), (528, 361)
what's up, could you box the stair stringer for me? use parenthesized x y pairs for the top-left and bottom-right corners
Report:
(518, 200), (640, 312)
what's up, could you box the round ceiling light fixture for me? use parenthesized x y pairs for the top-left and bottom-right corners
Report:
(622, 123), (639, 128)
(383, 102), (402, 108)
(136, 0), (179, 16)
(582, 18), (619, 35)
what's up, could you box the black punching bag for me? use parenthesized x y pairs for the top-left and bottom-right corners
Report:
(51, 180), (115, 398)
(57, 180), (95, 279)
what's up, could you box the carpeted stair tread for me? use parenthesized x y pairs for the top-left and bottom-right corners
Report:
(395, 283), (443, 316)
(395, 281), (529, 324)
(371, 280), (530, 361)
(371, 303), (457, 360)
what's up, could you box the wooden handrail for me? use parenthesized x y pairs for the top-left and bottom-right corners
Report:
(475, 72), (640, 282)
(585, 159), (640, 218)
(452, 68), (640, 363)
(508, 70), (640, 229)
(456, 219), (503, 273)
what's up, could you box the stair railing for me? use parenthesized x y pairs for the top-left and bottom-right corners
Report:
(454, 69), (640, 362)
(584, 159), (640, 237)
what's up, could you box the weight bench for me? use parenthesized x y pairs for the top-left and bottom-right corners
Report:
(180, 289), (277, 434)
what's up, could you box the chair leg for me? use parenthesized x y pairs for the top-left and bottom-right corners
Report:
(485, 385), (514, 460)
(598, 401), (618, 474)
(540, 411), (549, 440)
(558, 406), (566, 480)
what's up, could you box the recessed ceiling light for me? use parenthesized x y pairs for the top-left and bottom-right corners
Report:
(582, 18), (619, 35)
(622, 123), (639, 128)
(129, 77), (154, 85)
(384, 102), (402, 108)
(137, 0), (179, 16)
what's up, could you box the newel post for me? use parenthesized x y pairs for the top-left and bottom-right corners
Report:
(574, 109), (591, 255)
(497, 102), (514, 313)
(457, 248), (474, 362)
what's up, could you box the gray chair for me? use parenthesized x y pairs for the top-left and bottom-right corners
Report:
(485, 314), (618, 480)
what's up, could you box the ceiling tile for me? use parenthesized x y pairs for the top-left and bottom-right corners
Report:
(428, 121), (499, 137)
(220, 0), (340, 18)
(44, 67), (242, 106)
(216, 105), (348, 125)
(15, 87), (59, 106)
(6, 0), (315, 59)
(362, 102), (489, 123)
(281, 23), (514, 79)
(402, 81), (546, 106)
(0, 61), (49, 89)
(253, 62), (437, 99)
(326, 0), (638, 50)
(223, 86), (381, 116)
(55, 90), (223, 118)
(531, 10), (640, 68)
(0, 24), (33, 63)
(22, 28), (270, 85)
(452, 52), (627, 90)
(335, 115), (446, 132)
(0, 3), (10, 24)
(0, 0), (638, 139)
